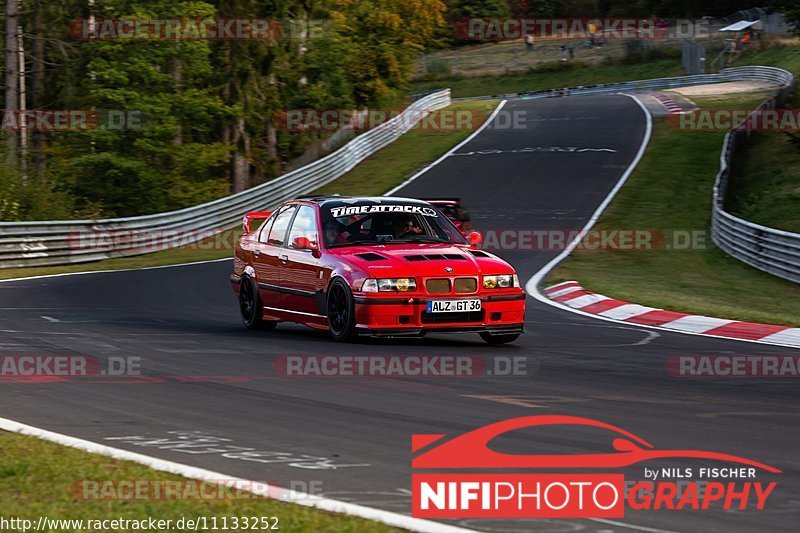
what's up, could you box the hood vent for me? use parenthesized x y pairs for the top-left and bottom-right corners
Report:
(468, 250), (490, 258)
(356, 252), (388, 261)
(405, 254), (468, 262)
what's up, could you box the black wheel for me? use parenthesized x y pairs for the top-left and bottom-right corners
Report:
(327, 278), (356, 342)
(480, 332), (520, 345)
(239, 275), (276, 330)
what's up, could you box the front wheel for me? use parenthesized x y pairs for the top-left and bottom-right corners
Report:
(480, 332), (520, 345)
(239, 275), (277, 330)
(327, 278), (356, 342)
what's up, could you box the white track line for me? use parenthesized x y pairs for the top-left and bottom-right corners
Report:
(387, 95), (686, 533)
(525, 94), (652, 295)
(0, 417), (474, 533)
(0, 257), (231, 284)
(524, 94), (800, 351)
(590, 518), (678, 533)
(385, 100), (508, 196)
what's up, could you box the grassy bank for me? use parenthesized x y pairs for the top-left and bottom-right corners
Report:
(0, 431), (396, 532)
(314, 99), (498, 196)
(410, 59), (683, 98)
(548, 92), (800, 326)
(721, 42), (800, 233)
(727, 131), (800, 233)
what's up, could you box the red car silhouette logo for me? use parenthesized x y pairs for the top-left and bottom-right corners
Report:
(412, 415), (781, 472)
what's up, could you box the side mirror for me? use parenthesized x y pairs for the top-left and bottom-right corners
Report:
(242, 211), (272, 236)
(292, 236), (318, 251)
(466, 230), (483, 247)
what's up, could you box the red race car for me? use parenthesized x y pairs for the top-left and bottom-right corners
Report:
(230, 196), (525, 343)
(424, 198), (472, 235)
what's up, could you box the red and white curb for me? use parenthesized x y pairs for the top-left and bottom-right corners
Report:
(545, 281), (800, 348)
(652, 92), (683, 114)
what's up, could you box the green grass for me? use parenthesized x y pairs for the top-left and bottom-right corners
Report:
(314, 99), (499, 196)
(410, 59), (683, 99)
(548, 94), (800, 327)
(0, 431), (397, 532)
(733, 40), (800, 73)
(716, 42), (800, 234)
(727, 131), (800, 233)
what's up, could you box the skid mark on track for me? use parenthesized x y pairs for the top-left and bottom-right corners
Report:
(463, 395), (587, 409)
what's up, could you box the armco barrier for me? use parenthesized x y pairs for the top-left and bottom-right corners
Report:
(711, 73), (800, 284)
(453, 66), (794, 101)
(0, 90), (451, 269)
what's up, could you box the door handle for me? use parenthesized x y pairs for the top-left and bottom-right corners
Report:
(280, 254), (288, 263)
(253, 249), (260, 257)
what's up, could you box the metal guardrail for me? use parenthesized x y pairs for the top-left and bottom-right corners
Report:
(454, 65), (794, 101)
(712, 70), (800, 284)
(0, 90), (452, 269)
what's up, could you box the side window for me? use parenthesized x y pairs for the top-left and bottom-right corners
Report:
(257, 215), (276, 243)
(267, 205), (297, 246)
(288, 205), (318, 248)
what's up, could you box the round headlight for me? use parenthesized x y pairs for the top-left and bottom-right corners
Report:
(395, 278), (411, 291)
(483, 276), (497, 289)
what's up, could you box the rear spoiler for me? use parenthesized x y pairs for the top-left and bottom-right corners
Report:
(242, 211), (272, 235)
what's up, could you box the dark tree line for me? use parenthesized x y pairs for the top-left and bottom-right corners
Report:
(0, 1), (786, 220)
(1, 0), (443, 219)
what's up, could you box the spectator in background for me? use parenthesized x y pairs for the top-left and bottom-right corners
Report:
(568, 45), (574, 60)
(740, 30), (752, 48)
(560, 44), (567, 62)
(525, 32), (534, 51)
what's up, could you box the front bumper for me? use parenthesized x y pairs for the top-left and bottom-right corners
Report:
(352, 291), (526, 337)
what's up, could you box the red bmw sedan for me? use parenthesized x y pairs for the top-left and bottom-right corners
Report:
(230, 196), (525, 343)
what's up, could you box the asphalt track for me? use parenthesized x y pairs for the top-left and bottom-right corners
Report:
(2, 94), (799, 532)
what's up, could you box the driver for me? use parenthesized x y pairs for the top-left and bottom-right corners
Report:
(324, 220), (349, 245)
(392, 214), (422, 239)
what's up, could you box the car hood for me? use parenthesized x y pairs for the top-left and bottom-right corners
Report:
(330, 244), (514, 278)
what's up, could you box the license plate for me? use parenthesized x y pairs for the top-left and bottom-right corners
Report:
(426, 299), (481, 313)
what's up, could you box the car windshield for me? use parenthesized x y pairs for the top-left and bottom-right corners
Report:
(320, 202), (467, 248)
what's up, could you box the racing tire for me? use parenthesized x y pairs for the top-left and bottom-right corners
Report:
(239, 275), (277, 330)
(480, 332), (520, 345)
(327, 278), (356, 342)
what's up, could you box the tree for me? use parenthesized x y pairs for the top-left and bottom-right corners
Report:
(5, 0), (20, 166)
